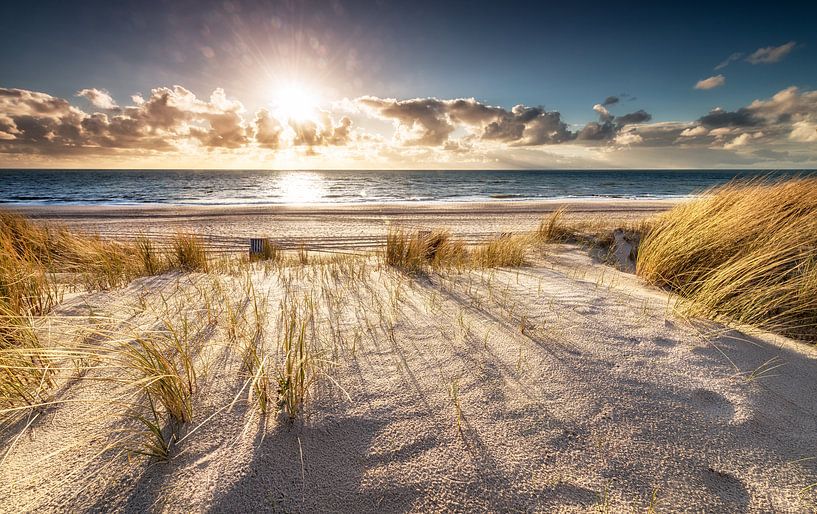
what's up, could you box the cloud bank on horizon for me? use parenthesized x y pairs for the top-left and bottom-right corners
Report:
(1, 83), (815, 169)
(1, 0), (815, 168)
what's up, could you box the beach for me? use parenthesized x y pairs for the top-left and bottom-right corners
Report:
(12, 198), (678, 251)
(2, 194), (817, 512)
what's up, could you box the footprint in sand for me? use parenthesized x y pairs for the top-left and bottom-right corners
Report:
(691, 388), (735, 422)
(701, 466), (750, 509)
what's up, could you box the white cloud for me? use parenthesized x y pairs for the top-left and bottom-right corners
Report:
(614, 130), (643, 145)
(2, 84), (817, 168)
(694, 75), (726, 90)
(680, 126), (708, 137)
(723, 131), (763, 149)
(76, 88), (118, 110)
(790, 121), (817, 142)
(714, 52), (743, 71)
(592, 103), (612, 121)
(746, 41), (796, 64)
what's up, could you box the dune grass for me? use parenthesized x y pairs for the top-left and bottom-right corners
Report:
(537, 207), (570, 242)
(471, 234), (530, 268)
(637, 178), (817, 341)
(171, 233), (208, 272)
(276, 294), (318, 419)
(385, 229), (528, 271)
(0, 211), (215, 417)
(0, 303), (53, 410)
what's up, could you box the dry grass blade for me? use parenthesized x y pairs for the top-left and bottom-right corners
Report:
(470, 234), (529, 268)
(171, 233), (208, 272)
(637, 177), (817, 341)
(537, 207), (569, 241)
(277, 295), (318, 419)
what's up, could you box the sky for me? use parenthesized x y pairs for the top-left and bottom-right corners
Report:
(1, 0), (816, 169)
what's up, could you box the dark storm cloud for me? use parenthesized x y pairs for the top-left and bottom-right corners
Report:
(602, 96), (619, 107)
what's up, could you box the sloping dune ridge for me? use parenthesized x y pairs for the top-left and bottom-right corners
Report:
(2, 239), (816, 512)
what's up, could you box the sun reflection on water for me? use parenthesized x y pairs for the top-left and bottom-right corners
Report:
(276, 172), (326, 203)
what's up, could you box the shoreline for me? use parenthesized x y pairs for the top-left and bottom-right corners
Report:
(7, 197), (684, 218)
(4, 198), (684, 250)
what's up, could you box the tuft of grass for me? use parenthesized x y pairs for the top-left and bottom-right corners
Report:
(637, 178), (817, 341)
(136, 234), (165, 275)
(276, 295), (317, 419)
(537, 207), (570, 242)
(385, 229), (464, 271)
(470, 234), (529, 268)
(124, 319), (198, 424)
(0, 303), (53, 410)
(385, 229), (530, 270)
(297, 244), (309, 265)
(171, 233), (208, 272)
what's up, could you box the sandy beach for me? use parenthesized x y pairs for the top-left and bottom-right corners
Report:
(2, 196), (817, 512)
(11, 198), (679, 252)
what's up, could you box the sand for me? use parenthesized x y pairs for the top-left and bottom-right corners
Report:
(11, 198), (676, 252)
(2, 202), (817, 512)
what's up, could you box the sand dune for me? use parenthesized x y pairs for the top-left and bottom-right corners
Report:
(2, 243), (816, 512)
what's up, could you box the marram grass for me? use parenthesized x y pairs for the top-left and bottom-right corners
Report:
(637, 178), (817, 341)
(385, 229), (528, 271)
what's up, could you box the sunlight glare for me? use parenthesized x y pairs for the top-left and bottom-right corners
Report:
(276, 171), (326, 203)
(273, 84), (321, 122)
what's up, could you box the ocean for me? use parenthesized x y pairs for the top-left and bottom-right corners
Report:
(0, 169), (813, 206)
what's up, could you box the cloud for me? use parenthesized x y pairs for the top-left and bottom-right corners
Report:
(614, 129), (643, 146)
(602, 96), (619, 107)
(358, 96), (573, 146)
(746, 41), (796, 64)
(698, 107), (761, 128)
(290, 113), (353, 148)
(593, 104), (612, 122)
(714, 52), (743, 70)
(1, 84), (816, 168)
(357, 96), (456, 145)
(694, 75), (726, 90)
(789, 121), (817, 142)
(615, 110), (652, 126)
(253, 109), (284, 149)
(76, 88), (119, 110)
(723, 132), (754, 149)
(680, 126), (708, 137)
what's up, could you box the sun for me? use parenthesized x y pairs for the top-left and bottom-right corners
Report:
(273, 84), (321, 122)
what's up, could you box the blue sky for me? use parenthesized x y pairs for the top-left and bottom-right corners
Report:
(1, 0), (815, 168)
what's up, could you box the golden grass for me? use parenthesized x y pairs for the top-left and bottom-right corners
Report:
(385, 229), (527, 271)
(0, 303), (53, 410)
(276, 295), (318, 419)
(136, 234), (165, 275)
(637, 178), (817, 341)
(0, 212), (214, 417)
(536, 207), (570, 242)
(170, 233), (208, 272)
(470, 234), (529, 268)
